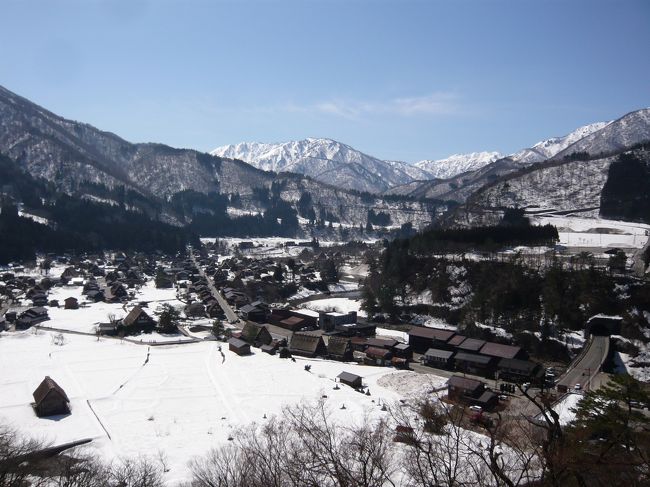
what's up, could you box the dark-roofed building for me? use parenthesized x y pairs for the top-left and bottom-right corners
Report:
(64, 297), (79, 310)
(85, 289), (105, 302)
(278, 316), (310, 332)
(104, 283), (128, 303)
(239, 303), (267, 323)
(447, 375), (486, 402)
(423, 348), (455, 369)
(327, 336), (353, 362)
(364, 346), (392, 366)
(33, 376), (70, 417)
(16, 307), (49, 330)
(241, 322), (273, 348)
(480, 342), (527, 361)
(121, 306), (156, 333)
(31, 293), (48, 307)
(475, 390), (499, 411)
(366, 337), (398, 350)
(337, 371), (362, 388)
(497, 358), (543, 383)
(184, 302), (206, 318)
(335, 322), (376, 337)
(318, 311), (357, 332)
(97, 322), (117, 335)
(408, 327), (456, 353)
(457, 338), (486, 353)
(454, 352), (497, 378)
(448, 335), (466, 347)
(261, 344), (276, 355)
(229, 337), (251, 356)
(393, 343), (413, 360)
(290, 332), (327, 358)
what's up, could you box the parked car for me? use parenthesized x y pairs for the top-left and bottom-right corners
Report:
(574, 383), (582, 391)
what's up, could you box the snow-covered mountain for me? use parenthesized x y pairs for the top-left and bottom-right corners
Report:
(414, 151), (503, 179)
(0, 85), (441, 228)
(211, 138), (434, 193)
(509, 121), (611, 164)
(553, 108), (650, 160)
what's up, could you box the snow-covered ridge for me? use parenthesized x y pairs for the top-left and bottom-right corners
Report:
(212, 138), (435, 193)
(509, 121), (612, 164)
(414, 151), (503, 179)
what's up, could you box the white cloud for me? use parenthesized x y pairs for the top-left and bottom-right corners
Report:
(301, 92), (460, 119)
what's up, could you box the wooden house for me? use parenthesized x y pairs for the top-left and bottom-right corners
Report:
(239, 303), (267, 323)
(33, 376), (70, 417)
(64, 297), (79, 310)
(337, 371), (362, 389)
(229, 337), (252, 356)
(364, 346), (392, 366)
(479, 342), (527, 361)
(184, 302), (206, 318)
(289, 332), (327, 358)
(423, 348), (455, 369)
(241, 322), (273, 347)
(326, 336), (353, 361)
(408, 327), (456, 353)
(456, 338), (486, 354)
(497, 358), (543, 383)
(393, 343), (413, 360)
(447, 375), (486, 402)
(121, 306), (156, 333)
(453, 352), (497, 378)
(16, 307), (49, 329)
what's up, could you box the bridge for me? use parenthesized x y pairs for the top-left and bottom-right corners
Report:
(557, 334), (610, 391)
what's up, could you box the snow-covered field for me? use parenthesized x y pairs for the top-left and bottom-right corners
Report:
(298, 297), (368, 318)
(33, 281), (189, 344)
(533, 215), (650, 249)
(0, 330), (435, 483)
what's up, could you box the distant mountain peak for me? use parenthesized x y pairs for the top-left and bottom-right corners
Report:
(509, 121), (612, 164)
(211, 137), (434, 193)
(414, 151), (503, 179)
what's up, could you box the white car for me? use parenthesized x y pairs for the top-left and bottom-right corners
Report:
(469, 405), (483, 413)
(574, 383), (582, 390)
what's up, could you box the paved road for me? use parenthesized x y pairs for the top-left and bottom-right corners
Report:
(188, 248), (244, 328)
(557, 335), (610, 391)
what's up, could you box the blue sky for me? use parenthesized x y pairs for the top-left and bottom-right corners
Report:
(1, 0), (648, 162)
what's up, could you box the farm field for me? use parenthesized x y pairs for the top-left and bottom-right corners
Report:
(0, 329), (439, 483)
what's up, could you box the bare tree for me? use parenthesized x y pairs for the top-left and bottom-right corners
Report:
(189, 400), (398, 487)
(0, 423), (49, 487)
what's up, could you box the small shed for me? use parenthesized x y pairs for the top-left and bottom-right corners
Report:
(33, 376), (70, 417)
(261, 344), (276, 355)
(337, 371), (363, 389)
(64, 297), (79, 310)
(229, 337), (251, 356)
